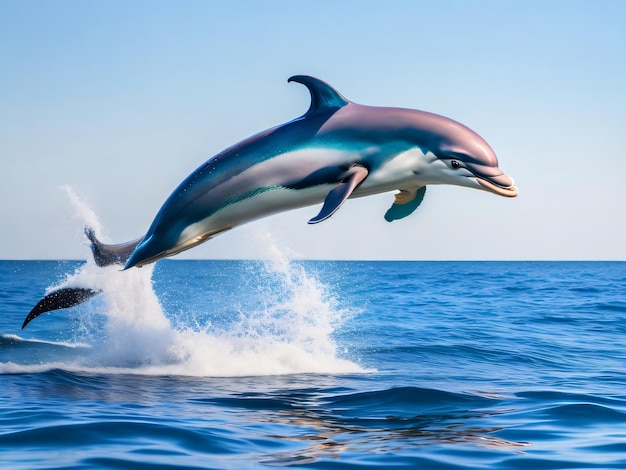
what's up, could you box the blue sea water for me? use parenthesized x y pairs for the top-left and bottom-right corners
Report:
(2, 255), (626, 468)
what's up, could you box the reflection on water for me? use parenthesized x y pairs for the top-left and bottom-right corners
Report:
(219, 388), (530, 466)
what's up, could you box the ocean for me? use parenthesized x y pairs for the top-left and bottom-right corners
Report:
(1, 255), (626, 468)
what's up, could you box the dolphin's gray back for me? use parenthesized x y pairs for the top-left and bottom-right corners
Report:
(139, 108), (343, 245)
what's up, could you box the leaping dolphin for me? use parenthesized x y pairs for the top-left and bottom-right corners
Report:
(22, 75), (517, 328)
(124, 75), (517, 269)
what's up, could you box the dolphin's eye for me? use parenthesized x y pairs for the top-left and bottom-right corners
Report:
(450, 160), (461, 169)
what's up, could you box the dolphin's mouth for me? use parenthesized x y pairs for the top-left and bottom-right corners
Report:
(463, 163), (518, 198)
(477, 178), (518, 197)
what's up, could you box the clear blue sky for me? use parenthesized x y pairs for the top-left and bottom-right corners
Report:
(1, 0), (625, 260)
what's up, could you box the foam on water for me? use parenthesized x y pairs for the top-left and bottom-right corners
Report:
(35, 189), (363, 376)
(164, 232), (362, 376)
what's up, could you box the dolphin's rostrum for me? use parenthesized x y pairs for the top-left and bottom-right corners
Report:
(22, 75), (517, 328)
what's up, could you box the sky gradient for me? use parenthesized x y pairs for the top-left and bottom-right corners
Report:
(1, 1), (625, 260)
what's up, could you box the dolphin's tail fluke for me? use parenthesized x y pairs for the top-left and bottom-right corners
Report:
(22, 287), (101, 329)
(22, 229), (144, 328)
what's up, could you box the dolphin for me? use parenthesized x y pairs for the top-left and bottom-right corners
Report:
(124, 75), (517, 268)
(22, 75), (517, 328)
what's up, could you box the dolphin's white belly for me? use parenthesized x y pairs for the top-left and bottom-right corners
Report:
(177, 185), (333, 248)
(355, 147), (434, 197)
(174, 146), (431, 251)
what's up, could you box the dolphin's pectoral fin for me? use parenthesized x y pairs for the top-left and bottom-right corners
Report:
(384, 186), (427, 222)
(308, 165), (369, 224)
(22, 287), (102, 329)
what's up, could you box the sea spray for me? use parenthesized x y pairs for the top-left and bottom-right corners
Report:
(49, 188), (362, 375)
(160, 231), (363, 376)
(46, 261), (175, 368)
(234, 231), (344, 362)
(61, 185), (104, 243)
(92, 265), (176, 367)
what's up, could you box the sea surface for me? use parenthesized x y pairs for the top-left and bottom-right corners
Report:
(1, 256), (626, 469)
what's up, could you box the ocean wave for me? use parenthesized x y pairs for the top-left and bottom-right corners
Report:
(4, 255), (626, 468)
(0, 334), (90, 350)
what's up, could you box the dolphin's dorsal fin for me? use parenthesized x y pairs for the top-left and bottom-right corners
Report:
(308, 165), (368, 224)
(384, 186), (427, 222)
(288, 75), (349, 117)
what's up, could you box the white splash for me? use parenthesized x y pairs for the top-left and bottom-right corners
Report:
(42, 188), (363, 377)
(166, 233), (360, 376)
(60, 185), (104, 240)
